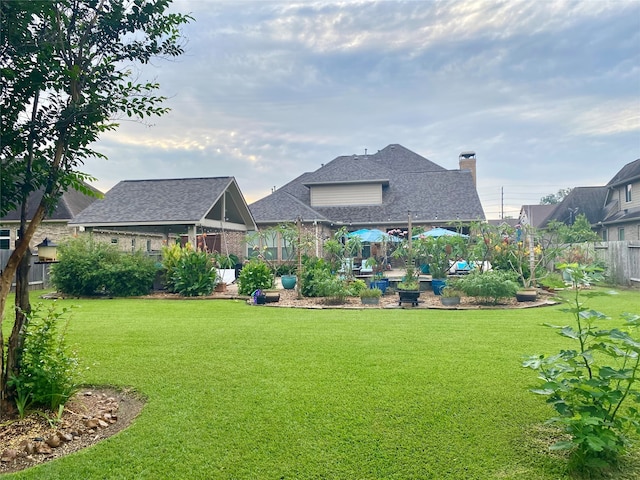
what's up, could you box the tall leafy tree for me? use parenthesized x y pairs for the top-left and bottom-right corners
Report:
(0, 0), (191, 407)
(540, 188), (572, 205)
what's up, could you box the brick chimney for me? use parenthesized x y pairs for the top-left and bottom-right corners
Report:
(459, 151), (477, 186)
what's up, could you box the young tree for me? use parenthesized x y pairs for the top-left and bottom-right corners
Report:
(0, 0), (191, 408)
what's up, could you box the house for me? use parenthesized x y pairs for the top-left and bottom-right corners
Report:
(69, 177), (257, 256)
(518, 204), (556, 229)
(540, 186), (608, 229)
(538, 159), (640, 241)
(248, 144), (485, 261)
(598, 158), (640, 241)
(0, 184), (101, 252)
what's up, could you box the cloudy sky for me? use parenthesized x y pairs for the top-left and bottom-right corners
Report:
(86, 0), (640, 220)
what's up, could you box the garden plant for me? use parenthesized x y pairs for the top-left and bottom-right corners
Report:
(524, 264), (640, 472)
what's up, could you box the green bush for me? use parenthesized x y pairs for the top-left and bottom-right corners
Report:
(10, 302), (80, 411)
(161, 243), (186, 293)
(172, 250), (218, 297)
(524, 264), (640, 472)
(237, 260), (274, 295)
(51, 237), (156, 297)
(455, 270), (519, 305)
(300, 257), (332, 297)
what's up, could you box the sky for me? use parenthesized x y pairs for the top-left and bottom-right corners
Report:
(85, 0), (640, 220)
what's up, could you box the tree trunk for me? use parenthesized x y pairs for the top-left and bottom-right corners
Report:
(4, 242), (32, 402)
(0, 204), (46, 409)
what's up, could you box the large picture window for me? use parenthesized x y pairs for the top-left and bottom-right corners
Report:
(625, 184), (632, 203)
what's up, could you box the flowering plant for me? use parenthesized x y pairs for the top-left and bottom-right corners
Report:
(476, 223), (561, 289)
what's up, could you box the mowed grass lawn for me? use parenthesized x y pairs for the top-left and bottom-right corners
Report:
(3, 289), (640, 479)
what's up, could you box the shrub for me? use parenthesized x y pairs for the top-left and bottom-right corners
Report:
(523, 264), (640, 472)
(161, 243), (188, 293)
(52, 237), (156, 297)
(172, 250), (218, 297)
(11, 302), (80, 411)
(237, 260), (274, 295)
(360, 287), (382, 298)
(300, 257), (332, 297)
(455, 270), (518, 305)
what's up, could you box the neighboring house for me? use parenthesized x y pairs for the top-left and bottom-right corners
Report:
(541, 186), (608, 229)
(518, 204), (556, 229)
(69, 177), (257, 257)
(598, 159), (640, 241)
(487, 218), (520, 228)
(538, 158), (640, 242)
(249, 144), (485, 261)
(0, 184), (101, 253)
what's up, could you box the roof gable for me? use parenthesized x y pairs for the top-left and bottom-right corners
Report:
(0, 183), (101, 222)
(542, 186), (608, 226)
(249, 144), (485, 225)
(607, 159), (640, 187)
(70, 177), (256, 231)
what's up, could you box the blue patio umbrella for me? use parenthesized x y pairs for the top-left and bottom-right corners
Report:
(413, 227), (469, 239)
(348, 228), (399, 243)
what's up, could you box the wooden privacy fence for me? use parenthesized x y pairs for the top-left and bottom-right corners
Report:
(0, 251), (52, 292)
(593, 241), (640, 287)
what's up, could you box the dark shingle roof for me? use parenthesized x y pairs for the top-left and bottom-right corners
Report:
(70, 177), (235, 225)
(607, 159), (640, 187)
(0, 184), (101, 222)
(543, 186), (608, 226)
(249, 144), (485, 225)
(520, 204), (556, 228)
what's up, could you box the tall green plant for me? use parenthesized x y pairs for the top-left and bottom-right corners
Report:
(237, 260), (274, 296)
(172, 250), (218, 297)
(523, 264), (640, 471)
(11, 303), (80, 411)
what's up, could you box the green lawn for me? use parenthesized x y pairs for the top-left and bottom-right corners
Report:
(3, 289), (639, 479)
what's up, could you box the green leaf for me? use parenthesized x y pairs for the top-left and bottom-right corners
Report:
(598, 366), (633, 380)
(560, 326), (579, 339)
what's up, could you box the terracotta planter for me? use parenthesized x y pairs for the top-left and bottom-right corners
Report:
(214, 283), (227, 293)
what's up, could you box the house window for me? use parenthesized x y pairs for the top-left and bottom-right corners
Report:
(262, 230), (278, 261)
(281, 235), (294, 262)
(147, 240), (152, 252)
(618, 228), (625, 241)
(0, 229), (10, 250)
(625, 184), (632, 203)
(111, 238), (118, 244)
(601, 229), (608, 241)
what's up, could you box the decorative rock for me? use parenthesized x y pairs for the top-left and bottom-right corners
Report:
(20, 441), (36, 455)
(84, 391), (93, 396)
(1, 449), (18, 463)
(46, 435), (61, 448)
(59, 432), (74, 442)
(98, 419), (109, 428)
(35, 444), (52, 455)
(84, 418), (99, 429)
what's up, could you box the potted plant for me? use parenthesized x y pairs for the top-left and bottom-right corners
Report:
(414, 235), (465, 295)
(360, 287), (382, 305)
(439, 284), (462, 306)
(396, 263), (421, 307)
